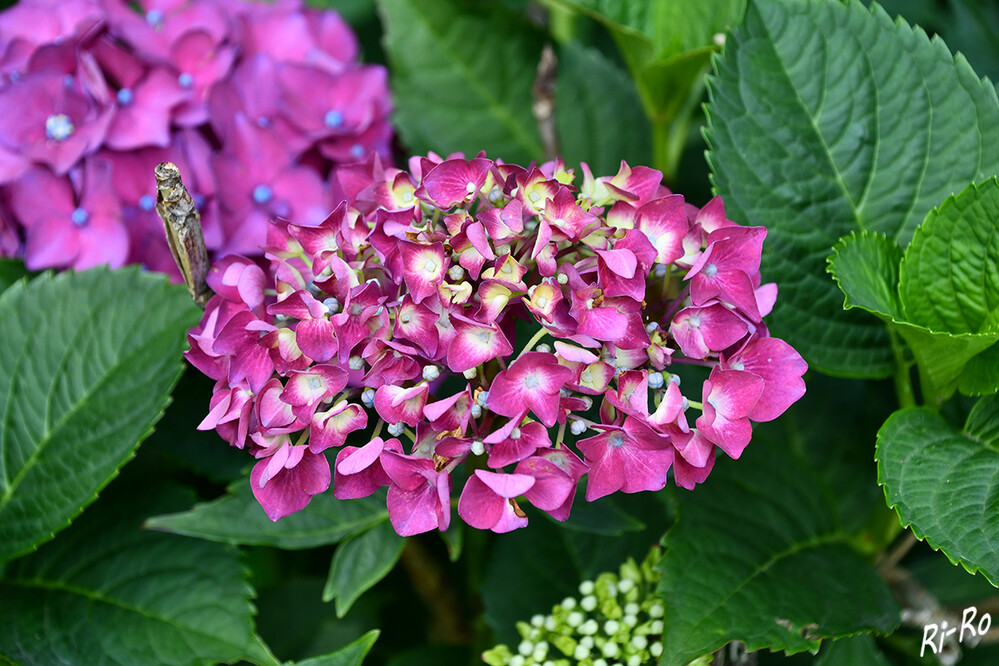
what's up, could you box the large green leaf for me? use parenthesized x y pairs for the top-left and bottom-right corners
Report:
(0, 480), (272, 666)
(877, 396), (999, 586)
(554, 42), (651, 175)
(0, 267), (199, 562)
(323, 519), (405, 617)
(146, 479), (389, 549)
(706, 0), (999, 377)
(377, 0), (544, 164)
(656, 439), (899, 666)
(289, 630), (379, 666)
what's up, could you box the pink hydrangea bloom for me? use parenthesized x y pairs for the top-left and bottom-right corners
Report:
(186, 153), (807, 531)
(0, 0), (392, 273)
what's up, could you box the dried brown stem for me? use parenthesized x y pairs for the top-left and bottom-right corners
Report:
(533, 43), (559, 161)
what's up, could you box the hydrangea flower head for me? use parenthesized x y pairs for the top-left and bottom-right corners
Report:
(0, 0), (392, 273)
(186, 153), (807, 529)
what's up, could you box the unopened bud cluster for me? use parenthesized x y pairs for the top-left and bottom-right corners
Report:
(483, 547), (665, 666)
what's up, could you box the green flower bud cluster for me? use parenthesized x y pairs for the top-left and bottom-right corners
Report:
(482, 546), (664, 666)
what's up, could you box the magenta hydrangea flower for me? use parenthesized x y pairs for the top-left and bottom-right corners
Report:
(0, 0), (392, 273)
(185, 153), (807, 531)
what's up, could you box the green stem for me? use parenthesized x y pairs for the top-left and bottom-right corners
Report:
(514, 327), (550, 364)
(889, 328), (917, 409)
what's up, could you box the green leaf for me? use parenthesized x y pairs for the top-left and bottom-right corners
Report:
(814, 634), (891, 666)
(0, 479), (271, 666)
(657, 438), (899, 666)
(378, 0), (544, 164)
(289, 630), (379, 666)
(706, 0), (999, 377)
(550, 0), (744, 176)
(0, 259), (28, 293)
(876, 396), (999, 586)
(827, 231), (904, 320)
(554, 42), (651, 175)
(550, 0), (744, 61)
(899, 178), (999, 334)
(960, 342), (999, 396)
(323, 520), (405, 617)
(146, 478), (389, 549)
(829, 227), (999, 402)
(0, 267), (200, 562)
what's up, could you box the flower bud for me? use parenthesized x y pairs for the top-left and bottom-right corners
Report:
(361, 388), (375, 407)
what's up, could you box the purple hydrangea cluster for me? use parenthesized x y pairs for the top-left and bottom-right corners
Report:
(0, 0), (392, 275)
(186, 153), (808, 535)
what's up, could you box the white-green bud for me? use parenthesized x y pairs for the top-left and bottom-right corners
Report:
(448, 265), (465, 281)
(579, 619), (599, 635)
(423, 365), (441, 381)
(387, 422), (405, 437)
(567, 612), (584, 628)
(624, 603), (640, 616)
(622, 614), (638, 628)
(471, 404), (483, 419)
(536, 343), (551, 354)
(463, 367), (478, 379)
(471, 440), (485, 456)
(650, 620), (664, 634)
(580, 595), (597, 612)
(518, 641), (533, 656)
(601, 641), (619, 658)
(561, 597), (576, 610)
(650, 642), (663, 657)
(648, 602), (664, 618)
(579, 580), (595, 595)
(603, 620), (620, 636)
(632, 635), (648, 650)
(348, 355), (364, 370)
(557, 273), (568, 284)
(627, 655), (642, 666)
(361, 388), (375, 407)
(573, 645), (590, 661)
